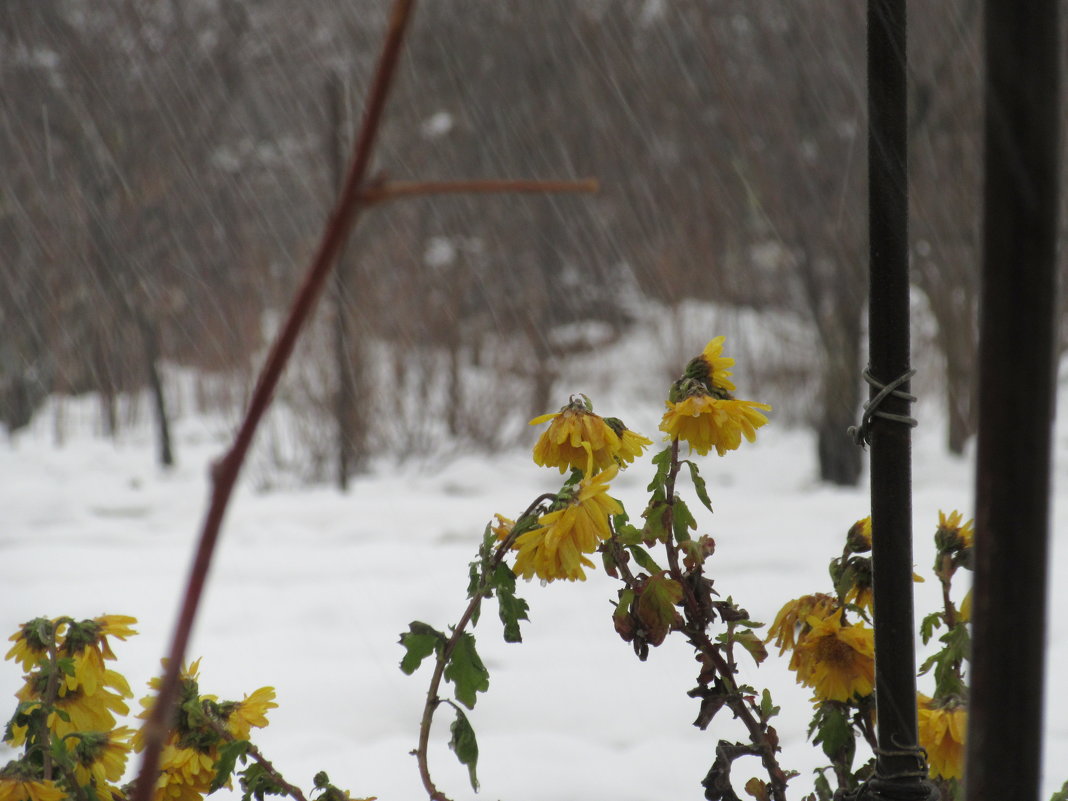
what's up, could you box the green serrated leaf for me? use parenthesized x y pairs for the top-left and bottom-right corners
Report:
(448, 703), (480, 791)
(814, 705), (854, 766)
(647, 447), (672, 492)
(628, 544), (662, 574)
(212, 739), (250, 792)
(733, 629), (769, 665)
(672, 497), (696, 542)
(444, 633), (490, 709)
(493, 563), (529, 643)
(920, 611), (943, 644)
(684, 460), (714, 513)
(759, 689), (780, 721)
(613, 511), (643, 546)
(399, 623), (446, 675)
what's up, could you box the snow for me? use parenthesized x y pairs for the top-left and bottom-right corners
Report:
(2, 358), (1066, 800)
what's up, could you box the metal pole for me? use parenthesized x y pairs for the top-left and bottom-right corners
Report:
(966, 2), (1060, 799)
(865, 3), (935, 798)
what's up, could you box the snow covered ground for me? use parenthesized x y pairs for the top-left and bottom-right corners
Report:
(2, 346), (1066, 800)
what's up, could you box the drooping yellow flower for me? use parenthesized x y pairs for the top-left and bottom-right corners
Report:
(660, 394), (771, 456)
(937, 510), (974, 551)
(605, 417), (654, 467)
(689, 336), (737, 393)
(531, 398), (622, 475)
(847, 517), (873, 553)
(491, 514), (516, 542)
(0, 777), (66, 801)
(70, 727), (133, 792)
(917, 694), (967, 780)
(766, 593), (838, 655)
(791, 608), (875, 702)
(513, 467), (623, 582)
(5, 618), (55, 671)
(225, 686), (277, 740)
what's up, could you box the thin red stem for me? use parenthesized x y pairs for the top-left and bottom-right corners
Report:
(128, 3), (417, 800)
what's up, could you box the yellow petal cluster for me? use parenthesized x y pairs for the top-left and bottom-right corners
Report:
(660, 395), (771, 457)
(698, 336), (737, 393)
(531, 400), (651, 474)
(917, 694), (967, 780)
(937, 510), (974, 550)
(513, 468), (622, 582)
(225, 686), (278, 740)
(790, 608), (875, 702)
(766, 594), (838, 655)
(0, 778), (65, 801)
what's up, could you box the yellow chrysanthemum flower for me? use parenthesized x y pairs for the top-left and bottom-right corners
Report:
(531, 399), (622, 475)
(847, 517), (873, 553)
(693, 336), (737, 393)
(5, 619), (55, 671)
(917, 694), (967, 780)
(0, 777), (66, 801)
(766, 593), (838, 655)
(491, 514), (516, 542)
(513, 467), (623, 582)
(791, 608), (875, 702)
(225, 686), (277, 740)
(618, 428), (653, 463)
(70, 727), (133, 791)
(660, 394), (771, 457)
(937, 510), (975, 551)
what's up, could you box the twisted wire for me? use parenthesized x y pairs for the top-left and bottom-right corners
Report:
(849, 367), (917, 447)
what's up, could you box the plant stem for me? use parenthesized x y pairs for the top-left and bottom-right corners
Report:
(205, 718), (309, 801)
(661, 439), (789, 801)
(415, 493), (554, 801)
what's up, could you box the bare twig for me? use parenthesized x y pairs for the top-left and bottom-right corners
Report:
(129, 3), (418, 800)
(360, 178), (598, 205)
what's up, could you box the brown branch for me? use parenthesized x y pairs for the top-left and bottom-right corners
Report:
(360, 178), (599, 205)
(128, 3), (418, 801)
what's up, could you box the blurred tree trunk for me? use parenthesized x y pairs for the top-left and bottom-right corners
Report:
(137, 312), (174, 467)
(816, 304), (864, 484)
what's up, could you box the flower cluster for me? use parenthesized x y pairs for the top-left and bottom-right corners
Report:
(915, 510), (974, 787)
(133, 659), (277, 801)
(659, 337), (771, 457)
(530, 395), (651, 475)
(1, 615), (340, 801)
(769, 596), (874, 704)
(3, 615), (137, 801)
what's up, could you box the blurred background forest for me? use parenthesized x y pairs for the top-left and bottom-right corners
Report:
(2, 0), (1066, 487)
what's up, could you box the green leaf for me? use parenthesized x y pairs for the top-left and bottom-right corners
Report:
(444, 633), (490, 709)
(398, 622), (446, 675)
(628, 545), (662, 574)
(448, 703), (480, 791)
(612, 511), (643, 545)
(613, 588), (637, 641)
(238, 763), (286, 801)
(212, 740), (250, 792)
(1048, 779), (1068, 801)
(919, 611), (943, 645)
(684, 460), (714, 513)
(647, 447), (672, 493)
(491, 563), (529, 643)
(759, 689), (780, 722)
(672, 497), (696, 542)
(641, 498), (669, 543)
(732, 629), (769, 665)
(814, 705), (855, 766)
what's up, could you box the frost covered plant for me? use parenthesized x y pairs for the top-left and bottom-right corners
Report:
(400, 337), (790, 801)
(3, 617), (369, 801)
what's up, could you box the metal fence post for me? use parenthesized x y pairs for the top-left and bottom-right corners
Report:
(862, 3), (937, 799)
(966, 3), (1060, 799)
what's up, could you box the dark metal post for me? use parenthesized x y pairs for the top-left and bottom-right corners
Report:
(865, 3), (934, 798)
(966, 3), (1060, 799)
